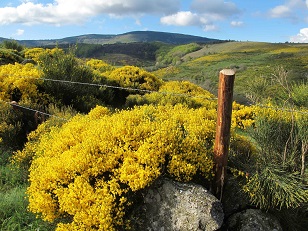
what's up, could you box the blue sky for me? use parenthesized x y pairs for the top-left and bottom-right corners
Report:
(1, 0), (308, 43)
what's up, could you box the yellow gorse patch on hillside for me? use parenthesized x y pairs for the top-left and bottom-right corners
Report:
(152, 66), (180, 78)
(269, 46), (303, 54)
(192, 54), (230, 63)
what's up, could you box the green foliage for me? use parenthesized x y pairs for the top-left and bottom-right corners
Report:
(0, 48), (24, 65)
(243, 166), (307, 210)
(0, 186), (55, 231)
(0, 40), (24, 65)
(38, 49), (111, 112)
(229, 134), (257, 172)
(1, 40), (24, 52)
(75, 43), (103, 57)
(155, 42), (308, 105)
(292, 82), (308, 108)
(156, 43), (203, 67)
(240, 109), (308, 211)
(0, 103), (24, 150)
(0, 164), (26, 192)
(250, 113), (295, 159)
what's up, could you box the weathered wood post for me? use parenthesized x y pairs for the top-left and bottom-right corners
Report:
(213, 69), (235, 199)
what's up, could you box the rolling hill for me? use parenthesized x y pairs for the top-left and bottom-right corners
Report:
(0, 31), (221, 47)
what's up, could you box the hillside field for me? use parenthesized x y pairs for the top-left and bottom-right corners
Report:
(0, 39), (307, 231)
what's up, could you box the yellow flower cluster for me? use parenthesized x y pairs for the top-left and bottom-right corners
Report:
(86, 59), (114, 73)
(231, 102), (255, 129)
(0, 63), (41, 101)
(22, 104), (217, 230)
(24, 47), (64, 62)
(251, 105), (295, 123)
(126, 80), (218, 109)
(107, 66), (163, 91)
(269, 46), (303, 54)
(23, 48), (45, 61)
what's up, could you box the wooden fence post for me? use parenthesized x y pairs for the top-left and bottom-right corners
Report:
(213, 69), (235, 199)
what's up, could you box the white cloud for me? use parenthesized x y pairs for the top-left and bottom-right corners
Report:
(204, 24), (217, 31)
(230, 21), (243, 27)
(269, 5), (291, 18)
(269, 0), (306, 20)
(135, 19), (141, 26)
(160, 11), (202, 27)
(0, 0), (180, 25)
(290, 28), (308, 43)
(160, 0), (241, 31)
(160, 11), (219, 32)
(15, 29), (25, 36)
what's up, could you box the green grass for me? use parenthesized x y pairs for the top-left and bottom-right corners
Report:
(0, 165), (26, 192)
(0, 148), (54, 231)
(0, 186), (55, 231)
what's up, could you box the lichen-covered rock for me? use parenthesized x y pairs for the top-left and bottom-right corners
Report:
(130, 177), (224, 231)
(222, 176), (251, 218)
(227, 209), (283, 231)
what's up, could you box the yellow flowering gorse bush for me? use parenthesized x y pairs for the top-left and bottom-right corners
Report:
(126, 80), (218, 109)
(0, 63), (41, 101)
(108, 66), (163, 91)
(86, 59), (114, 73)
(24, 47), (64, 62)
(20, 104), (218, 230)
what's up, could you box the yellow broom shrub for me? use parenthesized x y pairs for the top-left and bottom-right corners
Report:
(22, 104), (217, 230)
(0, 63), (41, 101)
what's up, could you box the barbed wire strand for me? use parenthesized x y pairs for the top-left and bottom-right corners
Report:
(35, 77), (308, 115)
(0, 100), (68, 121)
(2, 75), (307, 115)
(22, 76), (219, 101)
(0, 100), (219, 131)
(0, 100), (216, 125)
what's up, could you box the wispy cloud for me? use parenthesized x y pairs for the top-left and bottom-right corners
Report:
(230, 21), (243, 27)
(190, 0), (240, 17)
(269, 5), (292, 18)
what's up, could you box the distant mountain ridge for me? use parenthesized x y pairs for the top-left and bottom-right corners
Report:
(0, 31), (221, 47)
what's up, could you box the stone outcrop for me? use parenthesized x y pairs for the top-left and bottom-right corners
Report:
(227, 209), (283, 231)
(130, 177), (224, 231)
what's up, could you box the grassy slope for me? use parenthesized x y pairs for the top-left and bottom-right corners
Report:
(158, 41), (308, 104)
